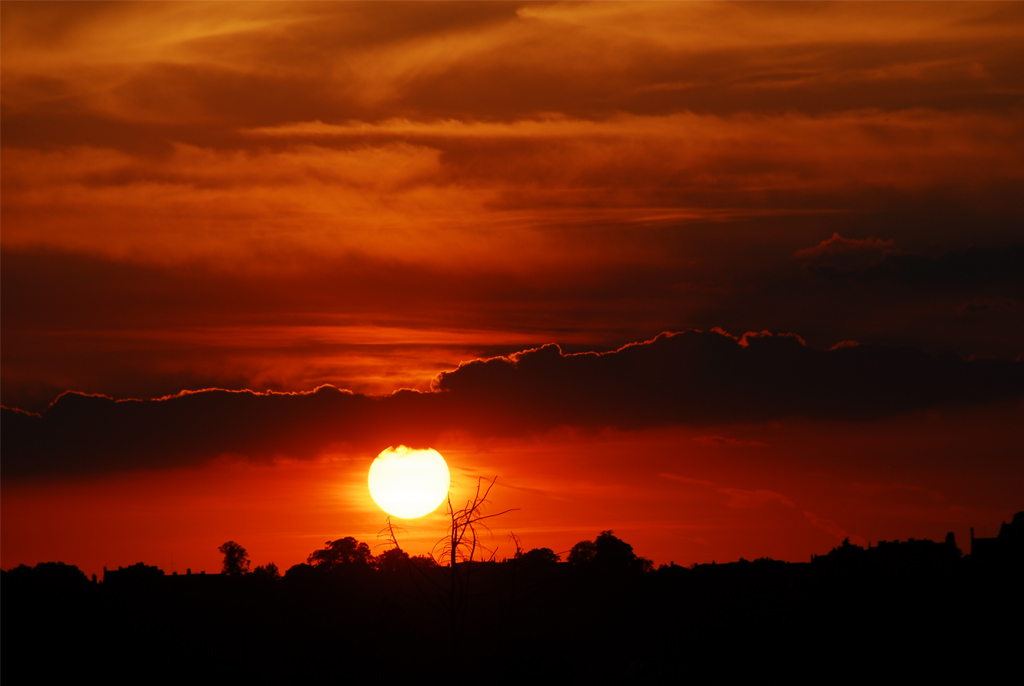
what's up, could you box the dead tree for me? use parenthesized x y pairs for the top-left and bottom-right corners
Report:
(432, 476), (517, 648)
(380, 476), (516, 651)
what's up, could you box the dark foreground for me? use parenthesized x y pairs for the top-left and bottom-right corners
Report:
(4, 522), (1022, 682)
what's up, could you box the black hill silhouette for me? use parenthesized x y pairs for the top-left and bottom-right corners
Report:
(2, 513), (1022, 681)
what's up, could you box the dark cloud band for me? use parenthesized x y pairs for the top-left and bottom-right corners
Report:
(3, 329), (1021, 477)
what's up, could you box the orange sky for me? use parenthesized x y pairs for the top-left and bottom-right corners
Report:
(5, 401), (1023, 578)
(3, 2), (1023, 575)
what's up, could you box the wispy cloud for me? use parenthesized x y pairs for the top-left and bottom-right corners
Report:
(659, 473), (794, 510)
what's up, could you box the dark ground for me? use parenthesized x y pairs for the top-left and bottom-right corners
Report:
(3, 528), (1021, 682)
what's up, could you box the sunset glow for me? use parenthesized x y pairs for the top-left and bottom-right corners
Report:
(1, 1), (1022, 580)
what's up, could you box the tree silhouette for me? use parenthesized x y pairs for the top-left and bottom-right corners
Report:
(436, 477), (506, 566)
(432, 476), (517, 649)
(380, 476), (516, 653)
(307, 537), (374, 573)
(569, 531), (651, 574)
(568, 539), (597, 566)
(594, 530), (635, 567)
(375, 546), (411, 574)
(219, 541), (250, 576)
(517, 547), (560, 566)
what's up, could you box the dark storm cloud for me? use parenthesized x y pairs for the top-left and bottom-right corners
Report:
(4, 330), (1021, 478)
(2, 387), (382, 476)
(431, 330), (1023, 426)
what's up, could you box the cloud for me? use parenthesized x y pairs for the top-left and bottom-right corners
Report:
(719, 488), (795, 510)
(3, 241), (1022, 418)
(5, 3), (1024, 132)
(693, 241), (1024, 361)
(794, 233), (898, 272)
(431, 329), (1023, 427)
(4, 3), (1024, 270)
(6, 111), (1021, 268)
(4, 329), (1022, 478)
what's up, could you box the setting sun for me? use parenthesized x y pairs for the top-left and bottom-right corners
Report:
(367, 446), (451, 519)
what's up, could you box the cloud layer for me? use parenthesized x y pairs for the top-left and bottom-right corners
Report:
(5, 330), (1021, 477)
(4, 3), (1023, 265)
(4, 241), (1021, 414)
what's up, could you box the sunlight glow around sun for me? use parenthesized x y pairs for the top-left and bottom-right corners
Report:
(367, 446), (451, 519)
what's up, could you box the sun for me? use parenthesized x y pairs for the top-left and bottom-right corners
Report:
(368, 446), (451, 519)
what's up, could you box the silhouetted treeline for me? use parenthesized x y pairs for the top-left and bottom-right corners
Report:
(4, 517), (1022, 681)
